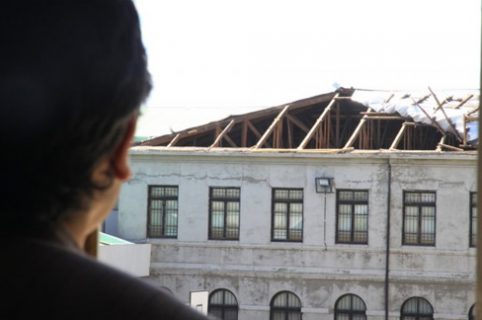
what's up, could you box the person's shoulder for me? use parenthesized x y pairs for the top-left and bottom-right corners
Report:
(1, 237), (210, 319)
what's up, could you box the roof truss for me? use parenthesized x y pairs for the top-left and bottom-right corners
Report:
(139, 88), (478, 152)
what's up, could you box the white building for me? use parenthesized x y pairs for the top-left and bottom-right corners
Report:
(119, 88), (479, 320)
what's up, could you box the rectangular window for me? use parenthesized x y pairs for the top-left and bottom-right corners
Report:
(147, 185), (178, 238)
(470, 192), (477, 247)
(272, 188), (303, 242)
(336, 190), (369, 244)
(209, 187), (241, 240)
(403, 191), (436, 246)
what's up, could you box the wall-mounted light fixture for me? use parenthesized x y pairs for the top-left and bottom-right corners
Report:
(315, 177), (334, 251)
(315, 177), (334, 194)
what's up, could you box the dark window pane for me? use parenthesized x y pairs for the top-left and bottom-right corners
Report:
(272, 292), (287, 307)
(209, 308), (223, 319)
(351, 296), (365, 311)
(420, 192), (435, 203)
(287, 293), (301, 307)
(354, 191), (368, 201)
(287, 312), (302, 320)
(403, 191), (435, 245)
(271, 292), (302, 320)
(336, 190), (368, 244)
(148, 186), (178, 238)
(209, 290), (238, 320)
(274, 189), (289, 200)
(272, 189), (303, 242)
(401, 297), (433, 320)
(210, 187), (240, 240)
(339, 191), (353, 201)
(335, 295), (366, 320)
(405, 192), (420, 203)
(289, 189), (303, 200)
(212, 188), (226, 198)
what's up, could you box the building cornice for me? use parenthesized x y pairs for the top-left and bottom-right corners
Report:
(130, 146), (477, 166)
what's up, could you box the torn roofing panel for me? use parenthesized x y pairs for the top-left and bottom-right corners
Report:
(139, 87), (479, 152)
(350, 89), (479, 143)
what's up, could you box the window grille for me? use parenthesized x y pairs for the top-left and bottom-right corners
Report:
(334, 294), (367, 320)
(270, 291), (302, 320)
(147, 185), (178, 238)
(336, 190), (369, 244)
(403, 191), (436, 246)
(208, 289), (239, 320)
(400, 297), (434, 320)
(271, 188), (303, 242)
(209, 187), (241, 240)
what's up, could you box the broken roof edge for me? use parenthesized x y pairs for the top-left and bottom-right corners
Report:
(131, 145), (477, 157)
(137, 86), (479, 151)
(137, 89), (349, 146)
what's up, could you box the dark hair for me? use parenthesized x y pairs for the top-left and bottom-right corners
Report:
(0, 0), (151, 229)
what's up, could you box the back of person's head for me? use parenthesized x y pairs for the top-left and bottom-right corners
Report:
(0, 0), (151, 230)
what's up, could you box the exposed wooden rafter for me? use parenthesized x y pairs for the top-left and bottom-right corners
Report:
(438, 143), (463, 151)
(254, 105), (291, 149)
(343, 108), (373, 149)
(411, 99), (446, 135)
(436, 135), (446, 151)
(139, 88), (476, 152)
(428, 87), (463, 142)
(454, 95), (474, 109)
(242, 120), (248, 147)
(390, 122), (415, 150)
(285, 113), (309, 133)
(167, 133), (181, 147)
(246, 119), (262, 139)
(223, 134), (238, 148)
(210, 119), (235, 148)
(468, 108), (480, 116)
(297, 93), (339, 149)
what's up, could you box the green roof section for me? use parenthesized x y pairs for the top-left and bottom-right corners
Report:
(99, 232), (133, 245)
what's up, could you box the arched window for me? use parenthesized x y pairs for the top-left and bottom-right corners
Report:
(401, 297), (433, 320)
(270, 291), (302, 320)
(469, 304), (476, 320)
(208, 289), (239, 320)
(334, 294), (367, 320)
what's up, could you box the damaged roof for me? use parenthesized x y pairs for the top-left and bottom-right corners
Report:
(139, 87), (479, 152)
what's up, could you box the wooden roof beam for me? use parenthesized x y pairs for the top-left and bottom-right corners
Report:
(210, 119), (235, 148)
(436, 135), (446, 151)
(246, 119), (272, 148)
(246, 119), (262, 139)
(359, 112), (402, 116)
(343, 108), (372, 149)
(428, 87), (447, 112)
(364, 115), (405, 120)
(454, 94), (474, 109)
(223, 134), (238, 148)
(389, 122), (415, 150)
(468, 107), (480, 116)
(285, 113), (309, 133)
(429, 87), (463, 142)
(254, 105), (291, 149)
(438, 142), (463, 151)
(167, 134), (181, 147)
(411, 98), (446, 136)
(297, 93), (339, 150)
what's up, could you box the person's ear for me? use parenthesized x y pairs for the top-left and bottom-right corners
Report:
(112, 115), (137, 181)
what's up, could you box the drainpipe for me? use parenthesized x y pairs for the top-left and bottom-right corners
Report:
(384, 159), (392, 320)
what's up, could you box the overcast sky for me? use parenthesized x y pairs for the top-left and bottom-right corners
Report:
(135, 0), (481, 137)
